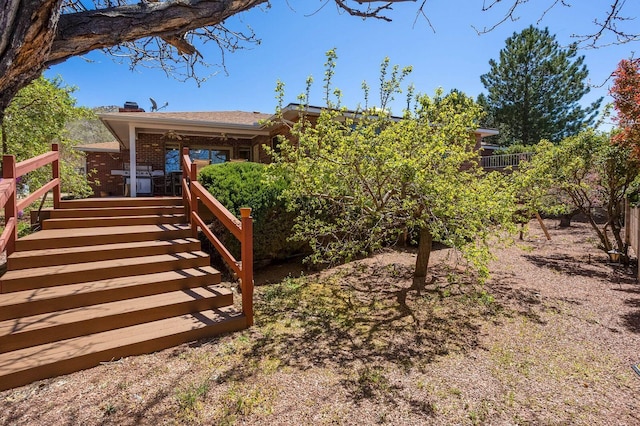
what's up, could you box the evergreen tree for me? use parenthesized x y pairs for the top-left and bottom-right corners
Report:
(480, 26), (601, 146)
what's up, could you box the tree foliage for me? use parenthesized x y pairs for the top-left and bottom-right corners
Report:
(480, 26), (601, 146)
(270, 52), (516, 289)
(515, 129), (639, 254)
(610, 58), (640, 160)
(0, 76), (95, 198)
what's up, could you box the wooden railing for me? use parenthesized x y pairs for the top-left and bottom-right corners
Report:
(0, 144), (60, 256)
(481, 152), (533, 169)
(181, 148), (254, 325)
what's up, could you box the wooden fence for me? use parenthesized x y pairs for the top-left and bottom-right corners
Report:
(0, 144), (60, 256)
(181, 148), (254, 325)
(625, 199), (640, 278)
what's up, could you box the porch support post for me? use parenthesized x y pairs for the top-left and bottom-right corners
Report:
(129, 124), (137, 197)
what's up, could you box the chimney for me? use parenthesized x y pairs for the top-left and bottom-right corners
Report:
(119, 101), (145, 113)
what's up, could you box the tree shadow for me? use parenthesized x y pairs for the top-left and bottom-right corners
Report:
(487, 272), (551, 325)
(209, 259), (505, 410)
(0, 363), (183, 426)
(523, 254), (635, 283)
(622, 298), (640, 334)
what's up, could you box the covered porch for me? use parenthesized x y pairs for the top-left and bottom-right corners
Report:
(87, 110), (273, 197)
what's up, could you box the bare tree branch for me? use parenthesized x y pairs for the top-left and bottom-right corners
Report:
(474, 0), (639, 48)
(572, 0), (639, 48)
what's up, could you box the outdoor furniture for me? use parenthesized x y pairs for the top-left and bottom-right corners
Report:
(170, 171), (182, 196)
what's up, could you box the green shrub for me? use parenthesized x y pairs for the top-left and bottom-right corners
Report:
(198, 162), (306, 267)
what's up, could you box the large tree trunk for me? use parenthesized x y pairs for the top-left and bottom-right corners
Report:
(558, 209), (579, 227)
(0, 0), (63, 114)
(47, 0), (268, 65)
(412, 226), (432, 292)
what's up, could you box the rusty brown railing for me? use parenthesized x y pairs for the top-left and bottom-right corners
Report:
(181, 148), (254, 325)
(0, 144), (60, 256)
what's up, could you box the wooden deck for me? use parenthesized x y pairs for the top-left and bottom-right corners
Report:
(0, 197), (246, 392)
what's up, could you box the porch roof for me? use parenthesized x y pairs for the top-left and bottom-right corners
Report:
(75, 141), (122, 153)
(99, 111), (272, 149)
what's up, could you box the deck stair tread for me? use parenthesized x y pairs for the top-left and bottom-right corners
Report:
(0, 286), (233, 352)
(58, 197), (182, 209)
(0, 266), (221, 320)
(0, 308), (246, 391)
(16, 224), (191, 250)
(49, 205), (185, 218)
(19, 224), (189, 241)
(0, 196), (246, 392)
(0, 252), (211, 292)
(42, 214), (186, 229)
(7, 238), (201, 270)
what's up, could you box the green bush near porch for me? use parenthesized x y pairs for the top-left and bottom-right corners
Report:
(198, 162), (306, 267)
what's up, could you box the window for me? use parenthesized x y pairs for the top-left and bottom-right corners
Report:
(238, 148), (251, 161)
(189, 148), (230, 165)
(272, 136), (282, 154)
(165, 144), (230, 172)
(165, 143), (180, 173)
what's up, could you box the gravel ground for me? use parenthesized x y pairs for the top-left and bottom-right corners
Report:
(1, 219), (639, 425)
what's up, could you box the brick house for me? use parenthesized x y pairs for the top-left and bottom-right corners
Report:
(77, 103), (499, 197)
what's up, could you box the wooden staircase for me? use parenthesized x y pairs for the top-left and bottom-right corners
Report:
(0, 197), (247, 392)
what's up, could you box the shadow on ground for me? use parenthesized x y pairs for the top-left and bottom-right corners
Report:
(205, 258), (506, 410)
(523, 253), (636, 283)
(622, 298), (640, 333)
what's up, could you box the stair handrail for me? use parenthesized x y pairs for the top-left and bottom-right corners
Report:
(181, 148), (254, 326)
(0, 144), (60, 255)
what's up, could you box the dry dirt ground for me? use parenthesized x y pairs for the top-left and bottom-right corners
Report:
(1, 219), (640, 425)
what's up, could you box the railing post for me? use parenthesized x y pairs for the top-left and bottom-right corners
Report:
(181, 147), (190, 217)
(52, 143), (61, 209)
(2, 155), (17, 255)
(240, 207), (254, 326)
(190, 163), (198, 239)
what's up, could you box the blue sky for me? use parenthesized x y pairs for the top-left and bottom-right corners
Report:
(45, 1), (639, 124)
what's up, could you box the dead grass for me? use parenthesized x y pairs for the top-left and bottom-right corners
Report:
(1, 219), (640, 425)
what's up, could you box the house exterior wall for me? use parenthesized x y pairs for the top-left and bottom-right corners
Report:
(85, 134), (269, 197)
(84, 151), (123, 196)
(252, 135), (273, 163)
(85, 113), (499, 197)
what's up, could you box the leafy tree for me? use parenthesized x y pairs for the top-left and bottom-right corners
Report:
(270, 53), (516, 290)
(515, 129), (639, 254)
(480, 26), (601, 146)
(610, 58), (640, 160)
(0, 76), (95, 198)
